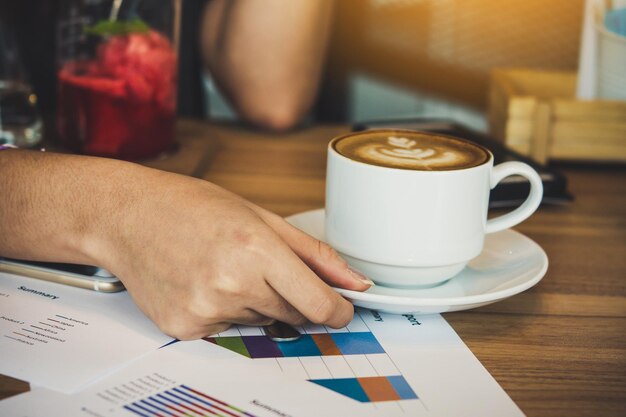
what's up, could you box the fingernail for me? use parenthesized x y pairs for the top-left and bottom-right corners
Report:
(348, 267), (375, 287)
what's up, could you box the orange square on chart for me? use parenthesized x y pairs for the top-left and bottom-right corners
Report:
(358, 377), (401, 402)
(311, 333), (341, 356)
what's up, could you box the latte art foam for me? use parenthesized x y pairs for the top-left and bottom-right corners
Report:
(333, 131), (490, 171)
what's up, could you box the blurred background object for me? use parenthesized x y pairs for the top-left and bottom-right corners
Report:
(489, 68), (626, 164)
(317, 0), (623, 165)
(55, 0), (180, 160)
(318, 0), (584, 129)
(0, 14), (43, 148)
(490, 0), (626, 165)
(596, 1), (626, 100)
(7, 0), (623, 165)
(577, 0), (626, 100)
(205, 0), (587, 131)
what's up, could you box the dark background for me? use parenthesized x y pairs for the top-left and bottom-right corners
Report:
(2, 0), (584, 131)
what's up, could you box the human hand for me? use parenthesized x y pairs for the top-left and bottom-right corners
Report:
(95, 166), (372, 340)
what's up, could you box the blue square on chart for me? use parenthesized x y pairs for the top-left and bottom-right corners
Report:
(311, 378), (370, 402)
(331, 332), (385, 355)
(387, 375), (418, 400)
(277, 334), (321, 357)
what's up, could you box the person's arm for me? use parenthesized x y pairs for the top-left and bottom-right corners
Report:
(0, 151), (372, 339)
(200, 0), (334, 131)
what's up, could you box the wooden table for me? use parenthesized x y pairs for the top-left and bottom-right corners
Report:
(2, 120), (625, 416)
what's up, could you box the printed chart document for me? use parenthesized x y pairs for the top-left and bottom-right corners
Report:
(0, 272), (172, 393)
(174, 309), (524, 417)
(0, 341), (377, 417)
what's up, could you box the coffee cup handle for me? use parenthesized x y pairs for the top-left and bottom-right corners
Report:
(485, 161), (544, 234)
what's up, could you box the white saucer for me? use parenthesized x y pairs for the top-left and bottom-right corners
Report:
(286, 209), (548, 314)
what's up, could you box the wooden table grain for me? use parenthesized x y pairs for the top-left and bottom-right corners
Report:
(2, 120), (625, 416)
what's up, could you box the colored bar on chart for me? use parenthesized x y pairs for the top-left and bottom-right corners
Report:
(146, 395), (187, 416)
(358, 376), (401, 402)
(205, 331), (386, 358)
(128, 402), (163, 417)
(160, 390), (211, 416)
(156, 393), (199, 415)
(311, 333), (341, 356)
(139, 398), (171, 416)
(209, 336), (252, 358)
(182, 384), (256, 417)
(123, 404), (152, 417)
(123, 385), (259, 417)
(330, 332), (385, 355)
(277, 335), (322, 357)
(310, 376), (418, 403)
(388, 375), (419, 400)
(311, 378), (370, 402)
(242, 336), (284, 358)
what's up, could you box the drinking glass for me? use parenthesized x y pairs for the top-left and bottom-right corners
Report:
(56, 0), (181, 160)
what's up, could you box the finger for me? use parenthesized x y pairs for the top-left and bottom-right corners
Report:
(169, 322), (232, 341)
(263, 236), (355, 328)
(250, 285), (309, 326)
(229, 309), (276, 327)
(236, 316), (276, 327)
(200, 322), (233, 339)
(254, 207), (374, 291)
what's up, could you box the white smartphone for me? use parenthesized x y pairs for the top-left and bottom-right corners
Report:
(0, 258), (125, 293)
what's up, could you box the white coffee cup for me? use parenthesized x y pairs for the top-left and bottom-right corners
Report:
(325, 129), (543, 288)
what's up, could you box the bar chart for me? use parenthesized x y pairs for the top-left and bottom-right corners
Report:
(204, 311), (420, 407)
(123, 384), (258, 417)
(75, 364), (373, 417)
(204, 331), (385, 359)
(312, 375), (418, 403)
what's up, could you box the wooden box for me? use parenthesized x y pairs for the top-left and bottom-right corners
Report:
(488, 68), (626, 164)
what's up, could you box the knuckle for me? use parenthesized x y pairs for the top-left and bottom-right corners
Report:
(204, 323), (232, 337)
(186, 289), (221, 321)
(317, 241), (340, 262)
(230, 227), (256, 247)
(290, 314), (308, 326)
(233, 227), (271, 256)
(213, 272), (247, 298)
(157, 317), (201, 340)
(258, 318), (276, 326)
(156, 307), (230, 340)
(276, 303), (308, 326)
(189, 300), (222, 324)
(175, 329), (204, 341)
